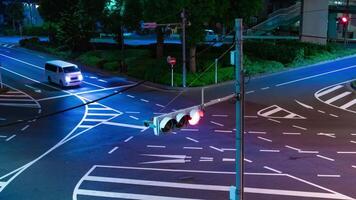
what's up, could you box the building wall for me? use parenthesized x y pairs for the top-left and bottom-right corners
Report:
(301, 0), (329, 44)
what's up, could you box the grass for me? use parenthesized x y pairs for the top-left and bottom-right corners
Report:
(352, 81), (356, 89)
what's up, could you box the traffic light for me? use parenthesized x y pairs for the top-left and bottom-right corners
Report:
(144, 105), (204, 136)
(338, 15), (349, 25)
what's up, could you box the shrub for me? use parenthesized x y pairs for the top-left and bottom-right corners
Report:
(103, 61), (120, 71)
(23, 26), (49, 36)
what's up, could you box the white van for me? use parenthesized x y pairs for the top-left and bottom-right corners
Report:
(45, 60), (83, 87)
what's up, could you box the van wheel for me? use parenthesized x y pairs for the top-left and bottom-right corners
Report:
(48, 76), (52, 83)
(59, 80), (64, 88)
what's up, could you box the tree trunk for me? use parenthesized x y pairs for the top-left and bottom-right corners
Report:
(156, 28), (164, 59)
(189, 45), (197, 73)
(12, 19), (16, 32)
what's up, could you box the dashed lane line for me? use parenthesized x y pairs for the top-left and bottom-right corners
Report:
(337, 152), (356, 154)
(268, 119), (281, 123)
(147, 145), (166, 148)
(244, 158), (253, 163)
(108, 147), (118, 154)
(248, 131), (266, 134)
(140, 99), (149, 103)
(317, 175), (341, 178)
(183, 147), (203, 150)
(261, 87), (270, 90)
(317, 155), (335, 162)
(125, 111), (140, 114)
(263, 166), (282, 174)
(285, 145), (301, 151)
(186, 137), (199, 143)
(0, 135), (7, 138)
(329, 114), (339, 118)
(181, 129), (199, 132)
(21, 125), (30, 131)
(155, 104), (165, 108)
(212, 114), (228, 117)
(5, 135), (16, 142)
(222, 158), (235, 162)
(127, 95), (135, 98)
(214, 130), (233, 133)
(295, 100), (314, 109)
(292, 125), (307, 131)
(260, 150), (280, 153)
(209, 146), (224, 152)
(246, 90), (255, 94)
(350, 141), (356, 144)
(129, 116), (139, 120)
(318, 110), (326, 114)
(244, 115), (258, 118)
(124, 136), (133, 143)
(210, 121), (224, 127)
(257, 136), (272, 143)
(283, 132), (301, 135)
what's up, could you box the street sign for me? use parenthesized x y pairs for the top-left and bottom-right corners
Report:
(167, 56), (177, 66)
(141, 22), (157, 29)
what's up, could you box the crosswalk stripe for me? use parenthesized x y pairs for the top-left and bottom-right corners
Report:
(316, 85), (343, 98)
(324, 92), (351, 104)
(87, 113), (118, 116)
(340, 99), (356, 110)
(76, 189), (202, 200)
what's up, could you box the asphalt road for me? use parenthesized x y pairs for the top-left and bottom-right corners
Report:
(0, 42), (355, 200)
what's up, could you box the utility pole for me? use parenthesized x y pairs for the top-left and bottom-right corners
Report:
(0, 61), (3, 89)
(230, 18), (244, 200)
(181, 9), (187, 88)
(344, 0), (350, 47)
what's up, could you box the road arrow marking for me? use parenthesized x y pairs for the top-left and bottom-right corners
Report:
(25, 84), (41, 93)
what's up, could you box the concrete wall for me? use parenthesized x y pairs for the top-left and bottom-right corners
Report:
(301, 0), (329, 45)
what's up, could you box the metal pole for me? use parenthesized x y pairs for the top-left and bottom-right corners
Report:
(344, 0), (350, 47)
(0, 64), (2, 89)
(215, 58), (218, 84)
(181, 9), (187, 87)
(230, 18), (243, 200)
(171, 66), (174, 87)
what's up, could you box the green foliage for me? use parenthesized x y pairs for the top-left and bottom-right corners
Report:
(23, 26), (49, 36)
(123, 0), (143, 31)
(5, 1), (24, 23)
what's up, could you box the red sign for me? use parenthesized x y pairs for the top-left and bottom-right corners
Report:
(167, 56), (177, 66)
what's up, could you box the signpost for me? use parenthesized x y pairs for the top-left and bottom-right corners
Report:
(167, 56), (177, 87)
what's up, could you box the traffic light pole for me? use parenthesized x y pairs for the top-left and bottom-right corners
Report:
(230, 18), (244, 200)
(181, 9), (187, 88)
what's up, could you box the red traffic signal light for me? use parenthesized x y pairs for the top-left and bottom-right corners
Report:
(339, 15), (349, 24)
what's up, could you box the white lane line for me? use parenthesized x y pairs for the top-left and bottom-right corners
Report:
(78, 125), (94, 129)
(0, 135), (7, 138)
(299, 151), (319, 154)
(285, 145), (301, 151)
(88, 107), (111, 111)
(246, 90), (255, 94)
(0, 94), (27, 97)
(183, 147), (203, 150)
(340, 99), (356, 110)
(222, 148), (236, 151)
(276, 65), (356, 87)
(129, 116), (139, 120)
(6, 91), (22, 94)
(283, 132), (301, 135)
(83, 119), (106, 122)
(124, 136), (133, 143)
(125, 111), (140, 114)
(324, 92), (351, 104)
(140, 99), (149, 103)
(210, 121), (224, 127)
(317, 133), (336, 138)
(209, 146), (224, 152)
(214, 130), (233, 133)
(103, 122), (148, 131)
(318, 110), (326, 114)
(38, 109), (42, 114)
(317, 155), (335, 162)
(260, 150), (280, 153)
(108, 147), (119, 154)
(337, 151), (356, 154)
(244, 115), (258, 118)
(147, 145), (166, 148)
(329, 114), (339, 118)
(257, 137), (272, 142)
(127, 95), (135, 98)
(212, 114), (228, 117)
(248, 131), (266, 134)
(244, 158), (253, 163)
(0, 98), (34, 102)
(181, 129), (199, 132)
(155, 104), (165, 108)
(5, 135), (16, 141)
(315, 85), (343, 97)
(21, 125), (30, 131)
(352, 165), (356, 169)
(268, 119), (281, 123)
(87, 113), (118, 116)
(261, 87), (270, 90)
(223, 158), (235, 162)
(98, 79), (108, 83)
(295, 100), (314, 109)
(292, 125), (307, 131)
(317, 174), (341, 178)
(350, 141), (356, 144)
(90, 76), (97, 79)
(263, 166), (282, 174)
(186, 137), (199, 143)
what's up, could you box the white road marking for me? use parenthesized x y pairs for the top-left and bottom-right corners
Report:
(140, 99), (149, 103)
(317, 155), (335, 162)
(78, 125), (94, 129)
(181, 128), (199, 132)
(318, 110), (326, 114)
(350, 141), (356, 144)
(248, 131), (266, 134)
(83, 119), (106, 122)
(285, 145), (301, 151)
(244, 158), (253, 163)
(183, 147), (203, 150)
(90, 76), (97, 79)
(210, 121), (224, 127)
(127, 95), (135, 98)
(102, 122), (147, 130)
(87, 113), (118, 116)
(329, 114), (339, 118)
(283, 132), (301, 135)
(258, 105), (305, 120)
(352, 165), (356, 169)
(315, 85), (344, 98)
(268, 118), (281, 123)
(337, 152), (356, 154)
(140, 154), (191, 164)
(260, 150), (280, 153)
(222, 148), (236, 151)
(199, 157), (214, 162)
(209, 146), (223, 152)
(295, 100), (314, 109)
(257, 137), (272, 142)
(98, 79), (107, 83)
(261, 87), (270, 90)
(88, 107), (111, 111)
(263, 166), (282, 174)
(324, 92), (351, 104)
(21, 125), (30, 131)
(317, 174), (341, 178)
(292, 125), (307, 131)
(155, 104), (165, 108)
(317, 133), (336, 138)
(147, 145), (166, 148)
(223, 158), (235, 162)
(124, 136), (133, 143)
(5, 135), (16, 142)
(0, 94), (27, 97)
(0, 135), (7, 138)
(276, 65), (356, 87)
(246, 90), (255, 94)
(214, 130), (233, 133)
(299, 151), (319, 154)
(125, 111), (140, 114)
(244, 115), (258, 118)
(212, 114), (228, 117)
(108, 147), (118, 154)
(340, 99), (356, 110)
(186, 137), (199, 143)
(0, 98), (34, 102)
(129, 116), (139, 120)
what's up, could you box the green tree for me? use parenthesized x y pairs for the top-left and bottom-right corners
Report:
(5, 0), (24, 32)
(123, 0), (143, 32)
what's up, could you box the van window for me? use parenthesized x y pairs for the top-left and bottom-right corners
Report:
(63, 66), (80, 73)
(45, 64), (57, 72)
(58, 68), (63, 73)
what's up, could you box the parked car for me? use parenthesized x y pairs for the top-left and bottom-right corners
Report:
(205, 29), (219, 42)
(45, 60), (83, 88)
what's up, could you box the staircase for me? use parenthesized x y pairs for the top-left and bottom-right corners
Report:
(247, 2), (301, 36)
